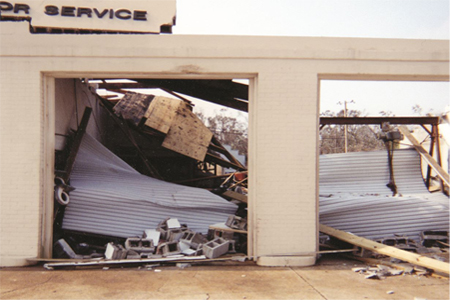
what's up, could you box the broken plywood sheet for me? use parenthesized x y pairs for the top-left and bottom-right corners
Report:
(144, 96), (182, 134)
(113, 92), (155, 126)
(162, 102), (213, 161)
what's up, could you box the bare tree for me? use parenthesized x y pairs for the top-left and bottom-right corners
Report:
(320, 109), (385, 154)
(195, 111), (248, 156)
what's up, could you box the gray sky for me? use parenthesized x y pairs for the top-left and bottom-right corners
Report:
(171, 0), (449, 117)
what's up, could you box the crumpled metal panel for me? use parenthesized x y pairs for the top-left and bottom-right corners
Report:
(62, 134), (237, 238)
(319, 149), (449, 241)
(319, 149), (428, 195)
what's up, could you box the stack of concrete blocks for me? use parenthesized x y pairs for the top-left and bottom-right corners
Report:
(157, 218), (188, 242)
(124, 237), (155, 258)
(179, 230), (207, 256)
(102, 217), (238, 259)
(226, 215), (248, 231)
(202, 237), (230, 259)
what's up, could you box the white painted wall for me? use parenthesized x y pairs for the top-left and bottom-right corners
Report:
(0, 21), (448, 266)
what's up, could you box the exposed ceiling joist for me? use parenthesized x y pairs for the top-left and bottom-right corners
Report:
(97, 79), (249, 112)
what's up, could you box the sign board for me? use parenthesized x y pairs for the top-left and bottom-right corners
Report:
(0, 0), (176, 33)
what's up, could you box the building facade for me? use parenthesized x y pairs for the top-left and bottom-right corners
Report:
(0, 18), (448, 266)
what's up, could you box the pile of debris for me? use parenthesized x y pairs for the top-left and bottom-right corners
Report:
(52, 90), (250, 264)
(48, 216), (247, 269)
(319, 224), (449, 277)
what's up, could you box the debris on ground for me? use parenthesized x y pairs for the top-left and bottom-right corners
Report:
(352, 265), (405, 280)
(46, 216), (248, 270)
(320, 224), (449, 278)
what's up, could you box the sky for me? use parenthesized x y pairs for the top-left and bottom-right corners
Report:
(167, 0), (449, 118)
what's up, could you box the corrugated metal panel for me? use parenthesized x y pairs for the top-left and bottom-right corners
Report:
(62, 134), (237, 238)
(319, 149), (428, 195)
(319, 149), (449, 241)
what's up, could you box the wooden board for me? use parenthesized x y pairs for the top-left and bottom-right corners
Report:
(221, 190), (248, 203)
(144, 96), (181, 134)
(319, 224), (449, 275)
(162, 102), (213, 161)
(398, 126), (449, 186)
(209, 222), (248, 234)
(113, 92), (154, 126)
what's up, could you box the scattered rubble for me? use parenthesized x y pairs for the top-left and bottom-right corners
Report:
(48, 215), (248, 269)
(352, 264), (436, 280)
(352, 265), (405, 280)
(320, 224), (449, 277)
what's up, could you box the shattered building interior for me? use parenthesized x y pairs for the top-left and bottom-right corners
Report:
(52, 78), (250, 261)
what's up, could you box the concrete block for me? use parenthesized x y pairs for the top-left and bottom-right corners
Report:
(225, 215), (247, 230)
(181, 248), (197, 256)
(179, 240), (203, 256)
(126, 250), (141, 259)
(156, 241), (181, 257)
(156, 218), (171, 240)
(125, 237), (155, 253)
(157, 218), (188, 241)
(53, 239), (82, 259)
(143, 229), (161, 245)
(166, 228), (186, 242)
(180, 230), (208, 249)
(228, 240), (236, 254)
(208, 229), (234, 240)
(179, 241), (190, 252)
(105, 243), (127, 260)
(167, 218), (181, 229)
(420, 230), (449, 247)
(202, 238), (230, 259)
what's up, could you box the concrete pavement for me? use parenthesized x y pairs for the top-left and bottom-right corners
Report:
(1, 256), (448, 299)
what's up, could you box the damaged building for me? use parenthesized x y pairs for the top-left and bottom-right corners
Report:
(52, 82), (249, 260)
(0, 0), (449, 270)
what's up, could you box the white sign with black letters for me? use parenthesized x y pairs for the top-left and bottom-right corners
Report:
(0, 0), (176, 33)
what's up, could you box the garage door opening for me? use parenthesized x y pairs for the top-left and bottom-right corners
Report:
(318, 79), (449, 254)
(51, 77), (250, 261)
